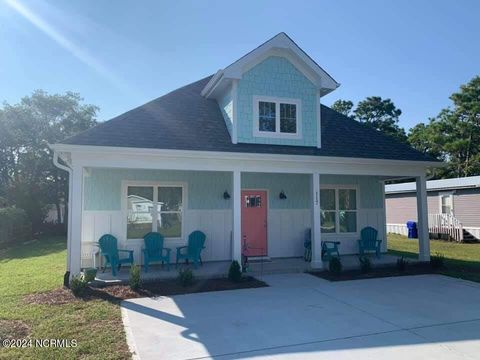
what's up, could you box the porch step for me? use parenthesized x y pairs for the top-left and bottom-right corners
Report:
(247, 256), (272, 262)
(246, 258), (310, 276)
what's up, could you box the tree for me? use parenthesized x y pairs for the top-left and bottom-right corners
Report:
(0, 90), (98, 231)
(408, 76), (480, 178)
(354, 96), (407, 143)
(330, 97), (407, 143)
(331, 99), (354, 117)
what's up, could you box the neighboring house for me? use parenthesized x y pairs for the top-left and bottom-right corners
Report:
(51, 33), (440, 276)
(386, 176), (480, 242)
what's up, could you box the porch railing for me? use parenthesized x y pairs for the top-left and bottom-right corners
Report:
(428, 213), (464, 242)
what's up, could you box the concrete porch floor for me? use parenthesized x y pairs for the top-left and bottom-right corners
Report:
(93, 253), (415, 284)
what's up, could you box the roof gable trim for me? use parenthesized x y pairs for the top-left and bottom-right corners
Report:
(202, 33), (339, 98)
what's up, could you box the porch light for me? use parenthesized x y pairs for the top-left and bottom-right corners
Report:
(279, 190), (287, 200)
(223, 191), (231, 200)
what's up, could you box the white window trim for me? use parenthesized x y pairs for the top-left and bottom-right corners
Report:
(253, 95), (302, 139)
(438, 191), (455, 215)
(122, 181), (187, 241)
(320, 184), (360, 235)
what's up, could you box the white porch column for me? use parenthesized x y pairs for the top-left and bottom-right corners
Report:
(66, 168), (73, 273)
(311, 172), (323, 269)
(416, 175), (430, 261)
(69, 164), (84, 277)
(232, 170), (242, 264)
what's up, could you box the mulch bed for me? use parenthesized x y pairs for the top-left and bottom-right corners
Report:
(310, 262), (440, 281)
(24, 276), (267, 305)
(24, 287), (77, 305)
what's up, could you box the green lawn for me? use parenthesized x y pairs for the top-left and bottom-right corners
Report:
(1, 233), (479, 358)
(0, 237), (130, 359)
(388, 233), (480, 283)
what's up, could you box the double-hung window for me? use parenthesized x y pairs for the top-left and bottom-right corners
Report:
(254, 96), (301, 138)
(126, 184), (184, 240)
(320, 187), (358, 234)
(440, 193), (453, 215)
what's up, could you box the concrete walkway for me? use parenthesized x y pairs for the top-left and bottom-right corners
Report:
(121, 274), (480, 359)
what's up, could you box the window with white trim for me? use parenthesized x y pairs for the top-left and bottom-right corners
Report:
(254, 96), (301, 138)
(440, 193), (453, 215)
(320, 188), (358, 233)
(127, 185), (184, 239)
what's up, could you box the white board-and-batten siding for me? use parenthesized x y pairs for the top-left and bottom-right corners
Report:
(81, 207), (386, 267)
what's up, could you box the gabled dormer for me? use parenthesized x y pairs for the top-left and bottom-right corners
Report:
(202, 33), (339, 148)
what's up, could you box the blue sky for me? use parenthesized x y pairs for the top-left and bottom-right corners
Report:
(1, 0), (479, 131)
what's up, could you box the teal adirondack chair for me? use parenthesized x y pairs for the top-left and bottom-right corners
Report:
(357, 227), (382, 258)
(304, 228), (340, 261)
(322, 241), (341, 260)
(98, 234), (134, 276)
(143, 232), (171, 272)
(176, 231), (206, 269)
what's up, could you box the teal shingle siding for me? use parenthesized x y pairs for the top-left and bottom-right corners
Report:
(237, 56), (318, 146)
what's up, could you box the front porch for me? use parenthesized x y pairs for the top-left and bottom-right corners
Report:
(60, 148), (433, 280)
(93, 254), (415, 284)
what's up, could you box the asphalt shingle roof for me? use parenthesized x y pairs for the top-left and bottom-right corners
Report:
(60, 76), (438, 162)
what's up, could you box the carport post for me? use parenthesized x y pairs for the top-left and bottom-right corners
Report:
(232, 170), (242, 265)
(69, 164), (83, 278)
(311, 172), (323, 269)
(416, 175), (430, 261)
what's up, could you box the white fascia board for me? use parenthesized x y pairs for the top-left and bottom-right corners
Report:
(386, 184), (479, 195)
(50, 143), (441, 177)
(202, 33), (339, 98)
(225, 33), (338, 88)
(201, 70), (224, 97)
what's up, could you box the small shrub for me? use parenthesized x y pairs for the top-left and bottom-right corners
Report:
(228, 260), (242, 282)
(177, 268), (194, 287)
(129, 264), (141, 290)
(329, 256), (342, 275)
(430, 253), (445, 269)
(83, 268), (97, 283)
(396, 257), (408, 272)
(359, 256), (372, 274)
(70, 275), (87, 297)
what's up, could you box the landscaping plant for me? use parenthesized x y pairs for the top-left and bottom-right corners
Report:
(228, 260), (242, 282)
(70, 275), (88, 297)
(329, 256), (342, 275)
(177, 268), (194, 287)
(83, 268), (97, 283)
(396, 256), (408, 272)
(430, 253), (445, 269)
(129, 264), (141, 290)
(359, 256), (372, 274)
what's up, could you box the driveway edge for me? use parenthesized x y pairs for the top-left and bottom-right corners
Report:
(121, 300), (141, 360)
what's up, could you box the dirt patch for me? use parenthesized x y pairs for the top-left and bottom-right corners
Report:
(23, 276), (268, 305)
(0, 320), (31, 339)
(310, 262), (438, 281)
(24, 287), (76, 305)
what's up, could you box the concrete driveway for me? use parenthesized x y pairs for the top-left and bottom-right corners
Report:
(122, 274), (480, 359)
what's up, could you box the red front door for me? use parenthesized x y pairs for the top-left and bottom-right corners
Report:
(241, 190), (267, 257)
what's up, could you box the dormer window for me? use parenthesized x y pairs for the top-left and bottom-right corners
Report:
(253, 96), (302, 139)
